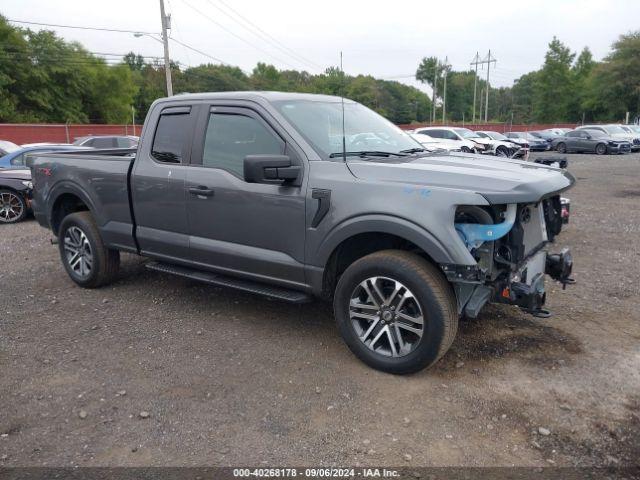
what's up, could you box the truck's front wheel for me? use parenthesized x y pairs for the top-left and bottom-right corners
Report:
(58, 211), (120, 288)
(334, 250), (458, 374)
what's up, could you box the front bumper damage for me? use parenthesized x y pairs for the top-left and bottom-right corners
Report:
(443, 197), (574, 319)
(444, 246), (574, 319)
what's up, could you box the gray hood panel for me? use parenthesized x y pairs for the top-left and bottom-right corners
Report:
(347, 153), (575, 204)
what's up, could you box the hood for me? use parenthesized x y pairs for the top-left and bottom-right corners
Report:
(347, 153), (575, 204)
(0, 168), (31, 180)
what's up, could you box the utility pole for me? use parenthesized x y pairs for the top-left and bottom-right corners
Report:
(470, 52), (480, 123)
(484, 50), (496, 122)
(159, 0), (173, 96)
(479, 87), (484, 123)
(442, 56), (450, 124)
(470, 50), (497, 122)
(431, 58), (438, 124)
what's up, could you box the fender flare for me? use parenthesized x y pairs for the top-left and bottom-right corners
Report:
(47, 181), (101, 231)
(311, 214), (456, 268)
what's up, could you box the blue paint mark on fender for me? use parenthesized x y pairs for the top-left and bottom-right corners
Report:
(403, 186), (432, 197)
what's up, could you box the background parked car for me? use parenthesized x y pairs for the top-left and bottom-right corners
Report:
(622, 124), (640, 135)
(414, 127), (487, 153)
(551, 129), (631, 154)
(577, 125), (640, 150)
(0, 140), (20, 157)
(409, 133), (461, 152)
(73, 135), (139, 149)
(0, 145), (90, 169)
(505, 132), (550, 151)
(474, 131), (524, 157)
(529, 130), (559, 143)
(0, 168), (32, 224)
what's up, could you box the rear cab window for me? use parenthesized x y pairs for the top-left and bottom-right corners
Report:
(151, 107), (192, 164)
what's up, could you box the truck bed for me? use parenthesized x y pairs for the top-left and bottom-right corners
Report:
(29, 149), (138, 252)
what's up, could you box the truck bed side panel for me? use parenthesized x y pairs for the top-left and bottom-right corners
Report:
(31, 153), (137, 252)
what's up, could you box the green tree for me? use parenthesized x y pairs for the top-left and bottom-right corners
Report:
(583, 31), (640, 121)
(251, 62), (281, 90)
(569, 47), (596, 121)
(533, 37), (575, 122)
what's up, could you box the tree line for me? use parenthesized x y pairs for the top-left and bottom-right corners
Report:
(1, 14), (638, 126)
(417, 33), (640, 124)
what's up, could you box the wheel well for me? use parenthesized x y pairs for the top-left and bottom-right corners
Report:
(51, 193), (89, 235)
(321, 232), (436, 300)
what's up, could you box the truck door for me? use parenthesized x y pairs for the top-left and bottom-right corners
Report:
(184, 105), (307, 289)
(131, 105), (196, 262)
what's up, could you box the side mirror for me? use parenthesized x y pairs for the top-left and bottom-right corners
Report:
(244, 155), (300, 185)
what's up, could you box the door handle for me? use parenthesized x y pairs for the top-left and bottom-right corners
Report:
(188, 186), (215, 197)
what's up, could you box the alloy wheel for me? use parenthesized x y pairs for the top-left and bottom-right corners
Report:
(63, 226), (93, 278)
(349, 276), (424, 357)
(0, 192), (24, 223)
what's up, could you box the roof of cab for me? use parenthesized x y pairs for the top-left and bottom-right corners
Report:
(154, 91), (352, 105)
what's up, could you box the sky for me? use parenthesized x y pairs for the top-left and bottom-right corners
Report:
(3, 0), (640, 95)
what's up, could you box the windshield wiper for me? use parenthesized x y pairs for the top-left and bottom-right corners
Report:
(328, 150), (409, 158)
(399, 147), (427, 154)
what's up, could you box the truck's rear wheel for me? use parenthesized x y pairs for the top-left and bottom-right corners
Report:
(58, 211), (120, 288)
(334, 250), (458, 374)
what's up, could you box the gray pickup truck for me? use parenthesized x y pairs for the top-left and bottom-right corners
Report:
(29, 92), (575, 374)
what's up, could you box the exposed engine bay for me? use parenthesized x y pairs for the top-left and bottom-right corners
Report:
(444, 195), (574, 318)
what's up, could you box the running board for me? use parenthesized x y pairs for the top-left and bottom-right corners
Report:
(145, 261), (312, 304)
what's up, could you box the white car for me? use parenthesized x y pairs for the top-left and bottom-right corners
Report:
(409, 133), (460, 152)
(577, 125), (640, 150)
(413, 127), (487, 154)
(474, 131), (525, 157)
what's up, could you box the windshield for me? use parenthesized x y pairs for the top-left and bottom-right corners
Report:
(454, 128), (481, 139)
(486, 131), (508, 140)
(272, 100), (421, 159)
(605, 126), (626, 135)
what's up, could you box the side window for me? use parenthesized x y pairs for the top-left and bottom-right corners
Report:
(117, 137), (133, 148)
(151, 112), (191, 163)
(566, 131), (578, 138)
(92, 137), (116, 149)
(83, 139), (95, 147)
(10, 153), (24, 166)
(202, 113), (284, 177)
(445, 130), (459, 140)
(426, 130), (442, 138)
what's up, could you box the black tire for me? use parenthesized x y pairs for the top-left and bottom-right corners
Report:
(495, 146), (509, 157)
(460, 146), (472, 153)
(556, 142), (567, 153)
(0, 189), (28, 224)
(595, 143), (607, 155)
(58, 211), (120, 288)
(334, 250), (458, 374)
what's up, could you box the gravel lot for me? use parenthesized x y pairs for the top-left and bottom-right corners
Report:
(1, 152), (639, 468)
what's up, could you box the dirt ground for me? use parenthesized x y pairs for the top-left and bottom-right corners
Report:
(1, 152), (639, 468)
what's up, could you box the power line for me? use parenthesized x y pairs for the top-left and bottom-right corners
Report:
(169, 37), (231, 66)
(178, 0), (297, 69)
(7, 19), (157, 35)
(203, 0), (322, 71)
(216, 0), (323, 69)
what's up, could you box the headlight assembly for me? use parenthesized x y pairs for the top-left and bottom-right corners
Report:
(21, 180), (33, 189)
